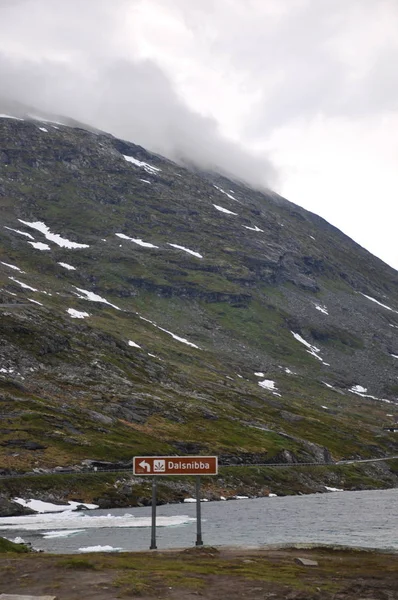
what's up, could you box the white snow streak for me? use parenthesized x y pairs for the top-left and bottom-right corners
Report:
(123, 155), (161, 174)
(115, 233), (158, 248)
(58, 262), (76, 271)
(291, 331), (329, 365)
(213, 204), (238, 215)
(0, 512), (195, 531)
(4, 227), (34, 240)
(13, 498), (98, 513)
(315, 304), (329, 315)
(139, 316), (200, 349)
(360, 293), (398, 314)
(350, 385), (367, 394)
(38, 127), (48, 132)
(213, 185), (237, 201)
(128, 340), (141, 348)
(244, 225), (264, 232)
(348, 385), (381, 400)
(19, 220), (89, 249)
(79, 545), (122, 553)
(27, 298), (43, 306)
(67, 308), (90, 319)
(73, 287), (120, 310)
(322, 382), (335, 390)
(258, 379), (276, 391)
(8, 277), (37, 292)
(168, 243), (202, 258)
(254, 372), (265, 377)
(28, 242), (51, 251)
(1, 262), (24, 272)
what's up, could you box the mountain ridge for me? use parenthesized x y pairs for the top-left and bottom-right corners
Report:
(0, 111), (397, 489)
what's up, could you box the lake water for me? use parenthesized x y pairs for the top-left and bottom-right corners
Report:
(1, 488), (397, 554)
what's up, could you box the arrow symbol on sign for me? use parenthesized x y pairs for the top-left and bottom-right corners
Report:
(139, 460), (151, 472)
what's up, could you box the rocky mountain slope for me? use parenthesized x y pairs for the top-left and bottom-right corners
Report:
(0, 110), (397, 476)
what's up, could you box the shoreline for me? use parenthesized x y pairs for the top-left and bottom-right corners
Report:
(1, 543), (397, 600)
(0, 460), (397, 515)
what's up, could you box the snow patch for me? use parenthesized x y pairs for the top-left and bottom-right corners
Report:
(291, 332), (329, 365)
(213, 185), (237, 201)
(13, 498), (98, 513)
(4, 227), (35, 239)
(19, 220), (89, 249)
(115, 233), (158, 248)
(315, 304), (329, 315)
(390, 354), (398, 359)
(123, 155), (161, 174)
(79, 545), (123, 553)
(325, 486), (343, 492)
(168, 243), (202, 258)
(323, 382), (335, 390)
(8, 277), (37, 292)
(139, 316), (200, 349)
(58, 262), (76, 270)
(348, 385), (380, 400)
(27, 298), (43, 306)
(0, 512), (195, 531)
(254, 372), (265, 377)
(140, 178), (151, 184)
(128, 340), (141, 348)
(244, 225), (264, 232)
(28, 242), (51, 251)
(67, 308), (90, 319)
(258, 379), (279, 397)
(74, 287), (120, 310)
(213, 204), (237, 215)
(38, 127), (48, 132)
(1, 262), (24, 272)
(360, 293), (398, 314)
(183, 498), (208, 503)
(11, 537), (26, 544)
(350, 385), (367, 394)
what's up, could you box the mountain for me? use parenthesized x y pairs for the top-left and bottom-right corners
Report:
(0, 109), (397, 488)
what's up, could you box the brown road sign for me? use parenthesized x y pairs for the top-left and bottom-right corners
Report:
(133, 456), (218, 476)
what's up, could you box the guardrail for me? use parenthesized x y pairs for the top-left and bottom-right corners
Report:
(0, 455), (397, 480)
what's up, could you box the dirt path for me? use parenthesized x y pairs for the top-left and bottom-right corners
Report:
(0, 546), (397, 599)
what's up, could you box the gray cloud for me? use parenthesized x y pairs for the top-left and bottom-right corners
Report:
(166, 0), (398, 135)
(0, 0), (276, 187)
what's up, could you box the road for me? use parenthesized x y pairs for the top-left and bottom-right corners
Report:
(1, 455), (397, 479)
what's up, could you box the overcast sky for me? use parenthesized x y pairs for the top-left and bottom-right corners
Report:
(1, 0), (398, 270)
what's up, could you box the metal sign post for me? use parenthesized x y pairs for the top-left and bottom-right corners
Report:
(133, 455), (218, 549)
(195, 476), (203, 546)
(150, 477), (157, 550)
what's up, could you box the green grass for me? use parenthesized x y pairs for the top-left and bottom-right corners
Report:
(0, 537), (30, 553)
